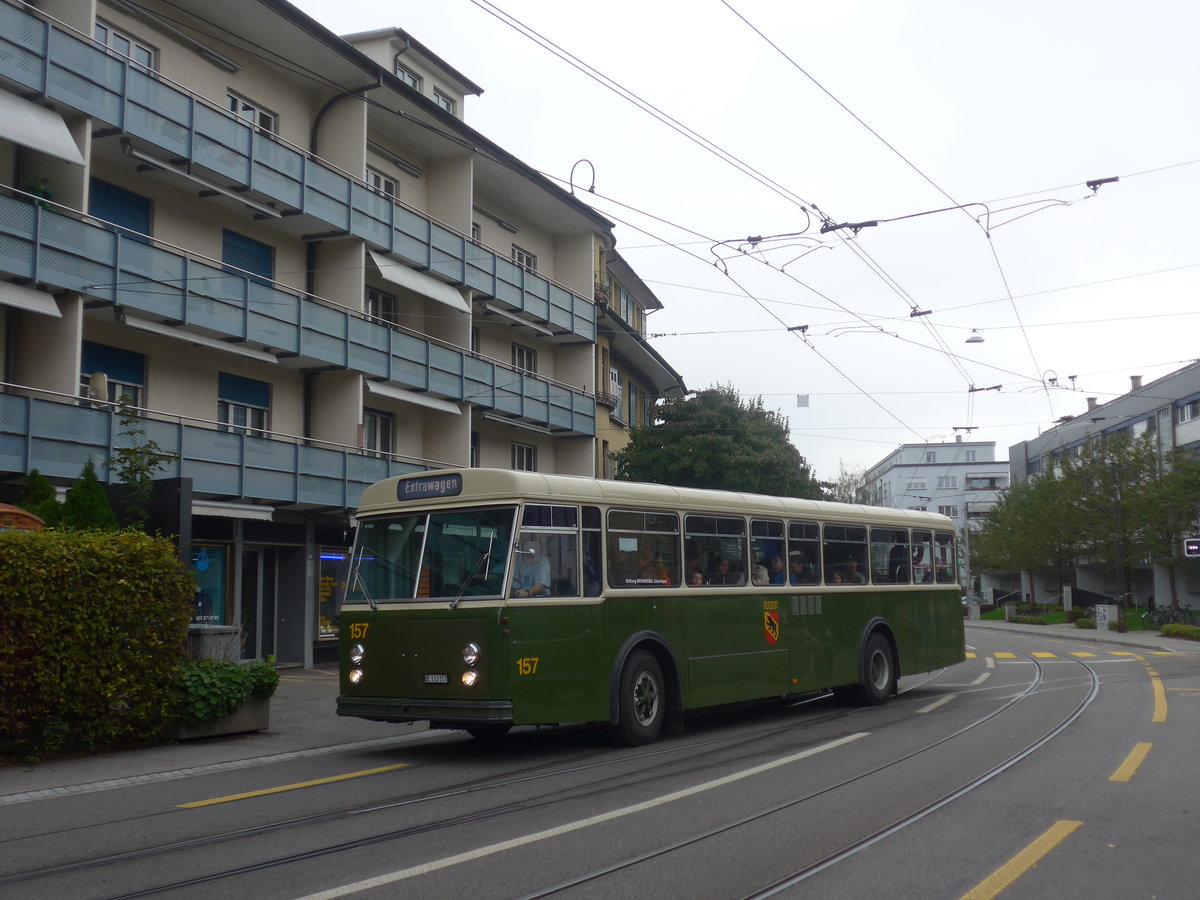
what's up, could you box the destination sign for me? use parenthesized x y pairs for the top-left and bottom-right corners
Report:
(398, 473), (463, 501)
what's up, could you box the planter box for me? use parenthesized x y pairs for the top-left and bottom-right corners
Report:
(167, 696), (270, 741)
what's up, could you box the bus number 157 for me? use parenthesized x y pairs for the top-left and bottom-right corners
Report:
(516, 657), (539, 676)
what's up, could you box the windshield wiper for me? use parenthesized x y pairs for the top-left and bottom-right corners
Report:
(451, 534), (497, 610)
(349, 550), (377, 612)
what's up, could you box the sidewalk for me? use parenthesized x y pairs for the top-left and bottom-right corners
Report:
(966, 617), (1200, 655)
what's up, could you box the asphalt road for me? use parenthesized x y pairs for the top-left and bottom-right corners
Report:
(2, 624), (1197, 899)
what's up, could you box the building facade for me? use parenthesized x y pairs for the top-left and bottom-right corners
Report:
(0, 0), (682, 663)
(1010, 368), (1200, 607)
(861, 438), (1010, 600)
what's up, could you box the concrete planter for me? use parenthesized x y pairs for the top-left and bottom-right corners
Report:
(167, 696), (270, 741)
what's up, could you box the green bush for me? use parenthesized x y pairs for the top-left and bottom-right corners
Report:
(175, 660), (280, 725)
(0, 530), (193, 758)
(1066, 607), (1091, 623)
(1074, 617), (1097, 629)
(1012, 615), (1049, 625)
(1160, 623), (1200, 642)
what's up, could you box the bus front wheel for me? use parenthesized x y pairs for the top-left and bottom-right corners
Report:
(851, 633), (896, 706)
(616, 650), (664, 745)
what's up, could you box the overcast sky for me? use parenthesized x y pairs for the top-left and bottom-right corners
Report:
(293, 0), (1200, 482)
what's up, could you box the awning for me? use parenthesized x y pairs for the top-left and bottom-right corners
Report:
(368, 250), (469, 314)
(366, 380), (462, 415)
(0, 92), (85, 165)
(0, 281), (61, 317)
(124, 315), (278, 363)
(192, 500), (274, 520)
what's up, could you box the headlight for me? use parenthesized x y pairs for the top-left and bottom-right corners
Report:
(462, 642), (481, 666)
(350, 644), (366, 665)
(461, 670), (479, 687)
(348, 668), (364, 684)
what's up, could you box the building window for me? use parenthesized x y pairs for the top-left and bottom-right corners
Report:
(363, 408), (394, 456)
(80, 341), (145, 407)
(89, 178), (151, 243)
(938, 505), (959, 518)
(628, 383), (639, 425)
(965, 450), (977, 462)
(366, 287), (396, 324)
(217, 372), (270, 437)
(222, 228), (273, 285)
(1178, 401), (1199, 424)
(937, 476), (958, 489)
(512, 244), (537, 272)
(395, 61), (421, 90)
(366, 167), (397, 198)
(925, 451), (937, 463)
(470, 431), (480, 468)
(94, 20), (156, 71)
(512, 442), (537, 472)
(470, 327), (480, 357)
(433, 89), (456, 114)
(512, 342), (537, 375)
(226, 90), (278, 134)
(471, 222), (481, 242)
(906, 479), (926, 491)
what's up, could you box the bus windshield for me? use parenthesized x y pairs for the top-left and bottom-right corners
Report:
(348, 506), (517, 603)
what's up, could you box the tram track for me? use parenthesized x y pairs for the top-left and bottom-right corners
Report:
(4, 654), (1084, 898)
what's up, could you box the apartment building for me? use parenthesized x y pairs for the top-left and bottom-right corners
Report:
(1010, 367), (1200, 605)
(0, 0), (683, 663)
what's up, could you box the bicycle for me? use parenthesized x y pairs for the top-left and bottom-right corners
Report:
(1141, 601), (1197, 630)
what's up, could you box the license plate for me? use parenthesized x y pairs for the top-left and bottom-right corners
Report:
(423, 673), (449, 684)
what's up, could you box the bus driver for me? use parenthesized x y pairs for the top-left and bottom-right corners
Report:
(512, 538), (552, 597)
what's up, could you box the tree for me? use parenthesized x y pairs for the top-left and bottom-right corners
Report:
(18, 468), (61, 526)
(615, 385), (823, 498)
(825, 461), (867, 504)
(110, 400), (177, 529)
(60, 458), (118, 531)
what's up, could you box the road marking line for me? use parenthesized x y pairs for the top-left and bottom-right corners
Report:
(985, 657), (994, 669)
(293, 733), (870, 899)
(1031, 652), (1057, 658)
(960, 820), (1082, 900)
(970, 672), (991, 686)
(178, 763), (410, 808)
(994, 652), (1016, 659)
(1070, 652), (1097, 658)
(917, 695), (955, 714)
(1109, 743), (1152, 782)
(1110, 652), (1136, 657)
(1151, 678), (1167, 723)
(966, 651), (977, 659)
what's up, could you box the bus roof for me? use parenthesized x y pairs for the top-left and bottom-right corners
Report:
(356, 469), (956, 530)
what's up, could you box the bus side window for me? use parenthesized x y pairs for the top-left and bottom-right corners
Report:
(583, 506), (602, 597)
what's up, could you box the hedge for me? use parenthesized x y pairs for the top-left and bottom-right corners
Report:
(0, 529), (194, 757)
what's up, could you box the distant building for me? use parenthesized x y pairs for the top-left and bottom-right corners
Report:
(1010, 366), (1200, 606)
(861, 438), (1012, 601)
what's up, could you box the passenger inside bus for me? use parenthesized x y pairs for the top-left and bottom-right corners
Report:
(843, 557), (866, 584)
(766, 555), (787, 585)
(789, 553), (818, 584)
(707, 557), (743, 585)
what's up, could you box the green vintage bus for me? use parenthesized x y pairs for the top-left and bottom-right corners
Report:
(336, 469), (965, 745)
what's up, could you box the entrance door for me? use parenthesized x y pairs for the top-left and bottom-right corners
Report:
(241, 548), (277, 661)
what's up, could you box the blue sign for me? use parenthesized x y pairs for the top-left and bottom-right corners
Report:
(398, 473), (463, 501)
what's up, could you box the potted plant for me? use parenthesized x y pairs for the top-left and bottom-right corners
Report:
(168, 659), (280, 740)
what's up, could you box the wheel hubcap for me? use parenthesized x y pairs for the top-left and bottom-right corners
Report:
(869, 651), (889, 690)
(633, 670), (659, 725)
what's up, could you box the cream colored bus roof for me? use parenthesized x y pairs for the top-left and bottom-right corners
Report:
(356, 469), (955, 530)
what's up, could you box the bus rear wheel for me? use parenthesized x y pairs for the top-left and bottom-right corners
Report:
(851, 633), (896, 706)
(616, 650), (664, 746)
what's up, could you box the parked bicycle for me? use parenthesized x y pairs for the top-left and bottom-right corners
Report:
(1141, 600), (1197, 630)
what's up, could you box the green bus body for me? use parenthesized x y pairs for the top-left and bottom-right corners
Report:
(337, 470), (965, 740)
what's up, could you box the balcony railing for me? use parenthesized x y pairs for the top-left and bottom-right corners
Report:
(0, 384), (432, 508)
(0, 189), (596, 436)
(0, 1), (596, 343)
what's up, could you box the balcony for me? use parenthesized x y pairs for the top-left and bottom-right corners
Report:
(0, 1), (595, 343)
(0, 190), (595, 436)
(0, 386), (423, 509)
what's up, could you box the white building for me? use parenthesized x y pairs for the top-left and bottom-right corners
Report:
(861, 438), (1010, 600)
(0, 0), (682, 663)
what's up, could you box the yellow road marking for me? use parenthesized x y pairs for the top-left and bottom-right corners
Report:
(1031, 652), (1057, 658)
(1151, 678), (1167, 723)
(1070, 652), (1097, 658)
(961, 820), (1083, 900)
(966, 652), (977, 659)
(1110, 652), (1136, 657)
(1110, 743), (1152, 782)
(994, 652), (1016, 659)
(178, 763), (409, 808)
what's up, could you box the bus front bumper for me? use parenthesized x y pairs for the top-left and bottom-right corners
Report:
(336, 695), (514, 725)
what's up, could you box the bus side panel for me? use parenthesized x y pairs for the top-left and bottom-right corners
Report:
(825, 594), (871, 688)
(932, 592), (967, 669)
(604, 593), (687, 705)
(786, 593), (830, 693)
(684, 592), (790, 708)
(506, 605), (607, 725)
